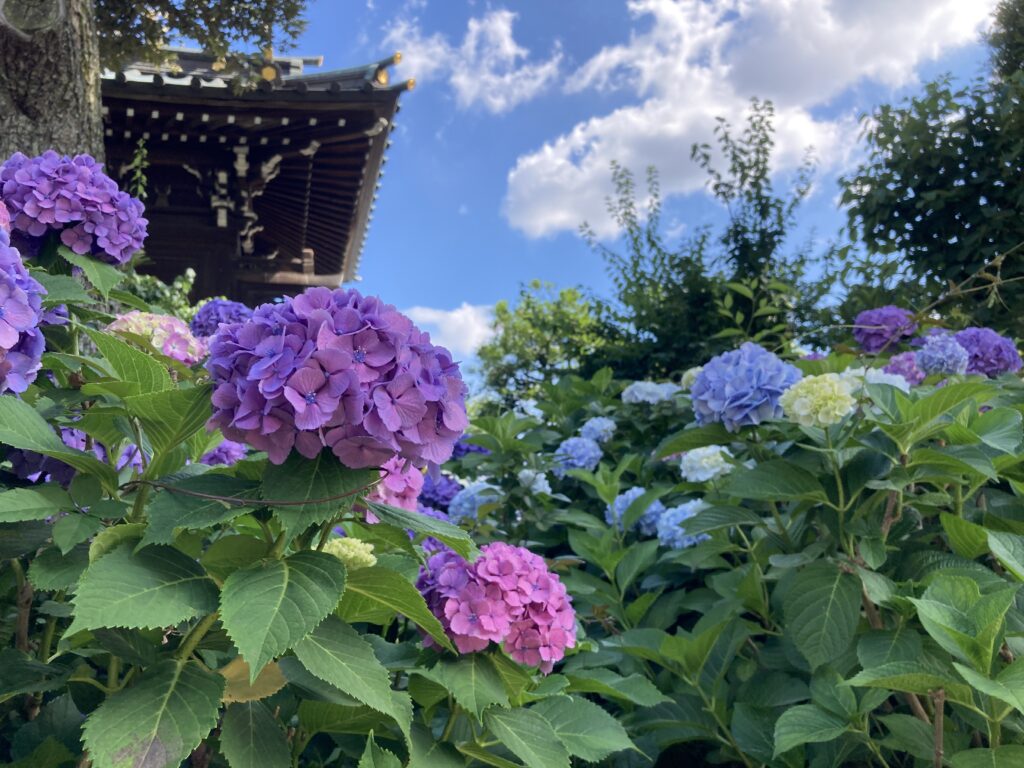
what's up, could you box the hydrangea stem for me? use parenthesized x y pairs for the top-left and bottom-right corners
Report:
(175, 612), (219, 661)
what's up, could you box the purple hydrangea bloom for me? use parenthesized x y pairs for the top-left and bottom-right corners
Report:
(451, 437), (489, 459)
(0, 227), (45, 393)
(206, 286), (468, 468)
(605, 486), (666, 536)
(853, 306), (917, 353)
(953, 327), (1022, 378)
(416, 542), (575, 672)
(883, 351), (926, 387)
(416, 502), (450, 553)
(691, 342), (802, 432)
(191, 298), (254, 338)
(552, 436), (602, 478)
(8, 427), (98, 487)
(0, 151), (147, 265)
(7, 428), (141, 487)
(916, 333), (969, 376)
(656, 500), (711, 550)
(419, 472), (463, 512)
(200, 439), (247, 467)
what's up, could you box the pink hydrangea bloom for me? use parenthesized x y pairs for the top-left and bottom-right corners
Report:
(107, 311), (207, 365)
(416, 542), (576, 673)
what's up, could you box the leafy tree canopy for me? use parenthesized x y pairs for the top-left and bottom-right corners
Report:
(95, 0), (308, 70)
(476, 281), (605, 406)
(841, 0), (1024, 333)
(479, 98), (830, 404)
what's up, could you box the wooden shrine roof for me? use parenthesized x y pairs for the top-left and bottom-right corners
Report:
(100, 50), (411, 292)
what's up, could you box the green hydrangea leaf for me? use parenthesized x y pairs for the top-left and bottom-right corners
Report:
(69, 543), (218, 632)
(221, 550), (347, 680)
(219, 701), (290, 768)
(82, 660), (223, 768)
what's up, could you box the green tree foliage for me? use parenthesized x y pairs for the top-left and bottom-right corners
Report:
(480, 100), (829, 403)
(476, 281), (605, 405)
(842, 0), (1024, 333)
(580, 163), (725, 382)
(95, 0), (308, 70)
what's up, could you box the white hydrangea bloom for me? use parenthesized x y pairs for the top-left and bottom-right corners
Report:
(680, 445), (734, 483)
(780, 373), (857, 428)
(623, 381), (680, 404)
(841, 366), (910, 395)
(680, 366), (703, 390)
(517, 468), (552, 495)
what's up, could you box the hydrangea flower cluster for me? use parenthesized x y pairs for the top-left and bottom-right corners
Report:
(954, 327), (1022, 378)
(190, 298), (253, 338)
(621, 381), (680, 404)
(691, 343), (802, 432)
(369, 456), (424, 512)
(206, 287), (468, 468)
(451, 437), (489, 459)
(840, 366), (911, 395)
(448, 481), (497, 524)
(680, 445), (734, 483)
(780, 373), (857, 428)
(580, 416), (616, 444)
(419, 472), (463, 512)
(0, 151), (147, 265)
(323, 536), (377, 570)
(916, 332), (969, 376)
(853, 306), (917, 353)
(416, 542), (576, 673)
(657, 499), (711, 550)
(199, 439), (247, 467)
(517, 468), (551, 495)
(605, 486), (665, 537)
(883, 352), (926, 387)
(7, 429), (143, 487)
(680, 366), (703, 390)
(108, 311), (207, 366)
(552, 436), (602, 478)
(0, 224), (45, 393)
(8, 428), (98, 486)
(415, 503), (452, 553)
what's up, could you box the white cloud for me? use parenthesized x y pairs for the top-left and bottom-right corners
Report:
(403, 303), (495, 358)
(505, 0), (995, 238)
(384, 10), (561, 114)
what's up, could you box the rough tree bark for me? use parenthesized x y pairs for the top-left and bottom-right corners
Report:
(0, 0), (104, 159)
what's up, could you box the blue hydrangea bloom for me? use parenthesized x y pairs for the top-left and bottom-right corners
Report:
(691, 342), (802, 432)
(605, 486), (666, 536)
(448, 481), (497, 524)
(580, 416), (616, 444)
(657, 500), (711, 550)
(916, 333), (969, 375)
(552, 436), (602, 478)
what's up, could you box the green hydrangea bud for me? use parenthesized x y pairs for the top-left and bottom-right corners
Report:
(322, 537), (377, 570)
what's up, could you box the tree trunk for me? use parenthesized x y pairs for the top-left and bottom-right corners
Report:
(0, 0), (103, 160)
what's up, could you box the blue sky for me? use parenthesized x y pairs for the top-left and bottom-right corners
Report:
(288, 0), (994, 360)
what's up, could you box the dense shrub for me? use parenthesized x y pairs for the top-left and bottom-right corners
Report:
(0, 152), (639, 768)
(451, 318), (1024, 766)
